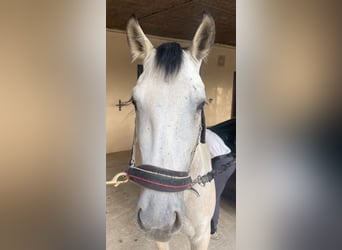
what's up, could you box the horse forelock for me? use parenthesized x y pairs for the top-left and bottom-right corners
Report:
(155, 42), (183, 80)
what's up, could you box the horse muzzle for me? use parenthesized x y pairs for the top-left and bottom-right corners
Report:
(137, 208), (182, 242)
(136, 188), (184, 241)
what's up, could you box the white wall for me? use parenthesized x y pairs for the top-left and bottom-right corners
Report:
(106, 30), (235, 153)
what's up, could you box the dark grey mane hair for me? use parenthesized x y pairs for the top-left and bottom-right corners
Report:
(155, 42), (183, 80)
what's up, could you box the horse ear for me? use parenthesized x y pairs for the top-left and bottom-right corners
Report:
(126, 16), (153, 62)
(190, 13), (215, 62)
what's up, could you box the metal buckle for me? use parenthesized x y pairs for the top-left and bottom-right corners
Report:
(193, 175), (206, 187)
(106, 172), (129, 187)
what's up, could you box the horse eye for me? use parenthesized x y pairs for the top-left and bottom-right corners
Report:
(197, 101), (206, 110)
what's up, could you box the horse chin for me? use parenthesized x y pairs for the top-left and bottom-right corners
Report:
(146, 219), (181, 242)
(145, 220), (182, 242)
(146, 230), (173, 242)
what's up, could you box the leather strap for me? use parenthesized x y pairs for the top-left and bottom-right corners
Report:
(200, 109), (206, 143)
(126, 165), (193, 192)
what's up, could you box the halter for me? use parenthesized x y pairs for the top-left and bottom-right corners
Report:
(106, 107), (232, 192)
(123, 109), (206, 192)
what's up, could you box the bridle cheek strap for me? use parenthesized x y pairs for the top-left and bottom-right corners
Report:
(200, 109), (206, 144)
(126, 165), (193, 192)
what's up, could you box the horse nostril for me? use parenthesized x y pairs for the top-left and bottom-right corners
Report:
(137, 207), (182, 233)
(137, 208), (146, 230)
(171, 211), (182, 233)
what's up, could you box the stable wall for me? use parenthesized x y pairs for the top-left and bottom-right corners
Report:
(107, 30), (235, 153)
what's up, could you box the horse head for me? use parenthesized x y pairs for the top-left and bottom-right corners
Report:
(126, 13), (215, 242)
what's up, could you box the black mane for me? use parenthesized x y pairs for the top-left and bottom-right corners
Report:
(155, 42), (183, 79)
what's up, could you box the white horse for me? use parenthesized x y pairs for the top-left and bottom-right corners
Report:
(126, 14), (216, 250)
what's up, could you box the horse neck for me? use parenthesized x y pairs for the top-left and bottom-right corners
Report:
(189, 143), (211, 179)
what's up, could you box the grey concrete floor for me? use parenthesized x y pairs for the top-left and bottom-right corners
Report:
(106, 151), (235, 250)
